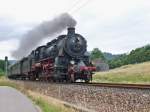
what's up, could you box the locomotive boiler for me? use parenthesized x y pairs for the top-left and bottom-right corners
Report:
(8, 27), (96, 82)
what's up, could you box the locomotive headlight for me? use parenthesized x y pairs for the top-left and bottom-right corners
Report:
(70, 60), (75, 64)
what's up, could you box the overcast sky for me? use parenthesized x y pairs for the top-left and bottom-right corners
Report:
(0, 0), (150, 59)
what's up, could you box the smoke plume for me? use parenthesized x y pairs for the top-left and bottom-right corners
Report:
(12, 13), (77, 59)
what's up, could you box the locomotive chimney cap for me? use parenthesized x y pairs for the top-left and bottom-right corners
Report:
(67, 27), (75, 35)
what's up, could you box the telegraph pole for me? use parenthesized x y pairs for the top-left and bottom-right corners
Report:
(5, 56), (8, 76)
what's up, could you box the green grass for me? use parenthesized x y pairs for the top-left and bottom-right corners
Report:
(0, 77), (18, 89)
(93, 61), (150, 84)
(0, 73), (4, 77)
(0, 69), (4, 76)
(33, 97), (62, 112)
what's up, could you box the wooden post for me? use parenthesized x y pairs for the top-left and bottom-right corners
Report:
(5, 56), (8, 76)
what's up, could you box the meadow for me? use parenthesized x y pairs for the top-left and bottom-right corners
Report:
(93, 61), (150, 84)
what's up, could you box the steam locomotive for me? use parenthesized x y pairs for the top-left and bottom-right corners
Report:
(8, 28), (96, 82)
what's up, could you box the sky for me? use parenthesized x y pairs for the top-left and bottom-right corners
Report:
(0, 0), (150, 59)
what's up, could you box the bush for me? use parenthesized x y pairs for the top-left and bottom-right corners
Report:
(0, 60), (4, 70)
(0, 69), (4, 76)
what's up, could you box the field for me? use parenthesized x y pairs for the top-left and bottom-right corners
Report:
(93, 61), (150, 84)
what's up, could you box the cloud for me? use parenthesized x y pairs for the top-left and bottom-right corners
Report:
(0, 16), (36, 41)
(0, 39), (19, 59)
(75, 1), (150, 54)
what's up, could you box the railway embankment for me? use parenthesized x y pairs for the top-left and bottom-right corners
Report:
(12, 80), (150, 112)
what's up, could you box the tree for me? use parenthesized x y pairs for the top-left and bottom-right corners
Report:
(90, 48), (105, 61)
(0, 60), (5, 73)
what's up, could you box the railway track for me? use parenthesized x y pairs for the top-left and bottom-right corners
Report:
(73, 82), (150, 89)
(13, 79), (150, 89)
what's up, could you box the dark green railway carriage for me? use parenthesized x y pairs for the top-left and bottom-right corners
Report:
(21, 57), (31, 76)
(8, 57), (32, 79)
(8, 61), (21, 79)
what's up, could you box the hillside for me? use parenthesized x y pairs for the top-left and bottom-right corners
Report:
(93, 61), (150, 84)
(103, 52), (121, 60)
(107, 44), (150, 69)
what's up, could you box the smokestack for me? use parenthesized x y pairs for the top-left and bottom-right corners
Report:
(12, 13), (77, 59)
(67, 27), (75, 35)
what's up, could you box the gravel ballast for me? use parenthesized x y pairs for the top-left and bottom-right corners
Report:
(13, 81), (150, 112)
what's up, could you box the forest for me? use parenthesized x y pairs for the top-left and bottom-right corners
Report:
(90, 44), (150, 69)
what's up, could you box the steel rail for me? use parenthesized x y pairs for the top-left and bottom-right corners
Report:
(72, 82), (150, 89)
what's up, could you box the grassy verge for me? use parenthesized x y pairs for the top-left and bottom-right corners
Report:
(93, 61), (150, 84)
(0, 77), (77, 112)
(0, 77), (18, 89)
(33, 97), (61, 112)
(0, 72), (4, 77)
(29, 95), (69, 112)
(28, 91), (77, 112)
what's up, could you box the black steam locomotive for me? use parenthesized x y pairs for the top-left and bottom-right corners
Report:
(8, 28), (96, 82)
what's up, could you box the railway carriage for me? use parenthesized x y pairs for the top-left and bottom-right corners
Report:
(8, 62), (21, 79)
